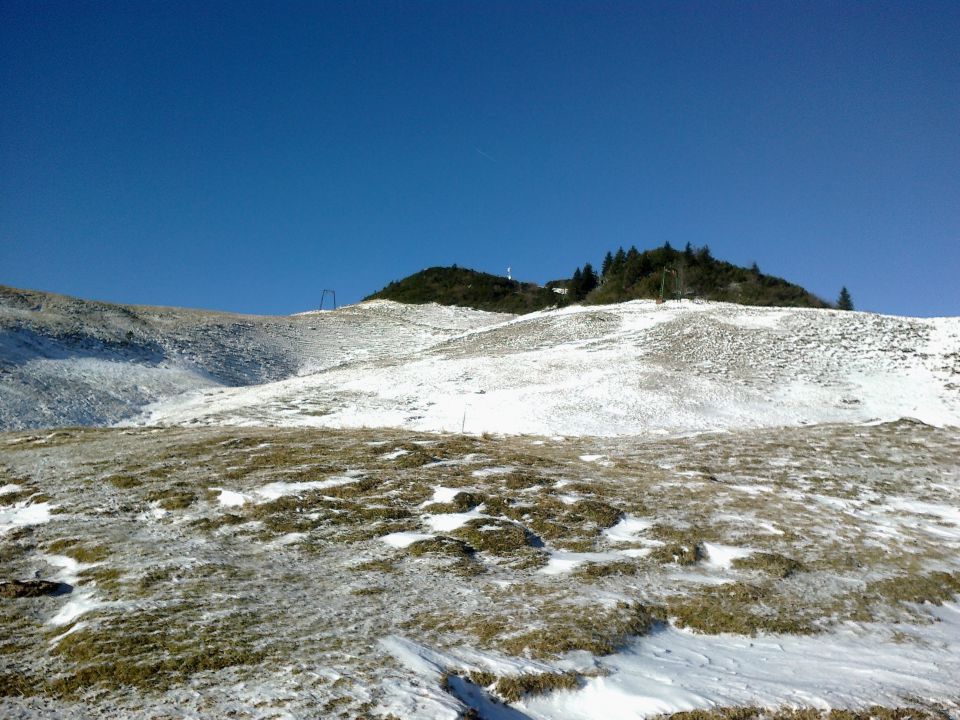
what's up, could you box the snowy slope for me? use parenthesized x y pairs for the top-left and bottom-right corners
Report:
(135, 300), (960, 437)
(2, 285), (958, 435)
(0, 286), (508, 429)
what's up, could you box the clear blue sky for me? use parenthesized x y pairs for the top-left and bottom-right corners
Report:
(2, 1), (958, 316)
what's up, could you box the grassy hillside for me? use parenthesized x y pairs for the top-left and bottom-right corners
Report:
(365, 266), (560, 314)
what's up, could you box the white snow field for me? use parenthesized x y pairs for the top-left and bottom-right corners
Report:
(2, 285), (960, 719)
(2, 284), (958, 435)
(0, 285), (508, 430)
(131, 298), (959, 435)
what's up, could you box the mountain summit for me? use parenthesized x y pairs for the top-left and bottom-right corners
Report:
(368, 244), (829, 312)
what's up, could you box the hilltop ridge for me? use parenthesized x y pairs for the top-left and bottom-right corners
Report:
(365, 266), (559, 314)
(2, 284), (957, 434)
(367, 244), (830, 313)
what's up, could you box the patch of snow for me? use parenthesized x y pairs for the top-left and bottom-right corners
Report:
(424, 510), (485, 533)
(422, 486), (461, 506)
(620, 547), (653, 558)
(471, 466), (515, 478)
(701, 542), (754, 569)
(727, 483), (774, 496)
(43, 555), (111, 627)
(212, 488), (250, 507)
(386, 604), (960, 719)
(381, 532), (434, 549)
(604, 516), (654, 544)
(254, 475), (362, 501)
(381, 448), (410, 460)
(523, 604), (960, 718)
(0, 500), (53, 535)
(0, 483), (21, 495)
(540, 551), (624, 575)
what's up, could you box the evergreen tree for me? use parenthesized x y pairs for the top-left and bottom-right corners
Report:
(570, 267), (583, 300)
(684, 242), (695, 262)
(837, 287), (854, 311)
(612, 247), (626, 276)
(601, 251), (613, 279)
(582, 263), (598, 295)
(624, 252), (642, 286)
(638, 250), (653, 276)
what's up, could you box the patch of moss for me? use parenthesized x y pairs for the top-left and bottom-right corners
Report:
(190, 513), (248, 532)
(574, 560), (639, 579)
(667, 582), (816, 635)
(422, 491), (485, 514)
(393, 448), (441, 468)
(351, 558), (399, 573)
(446, 557), (487, 577)
(732, 552), (806, 579)
(494, 671), (580, 702)
(0, 489), (39, 506)
(501, 602), (658, 657)
(0, 671), (41, 696)
(865, 571), (960, 606)
(503, 472), (552, 490)
(650, 542), (704, 566)
(46, 539), (110, 564)
(503, 548), (550, 571)
(453, 519), (531, 555)
(49, 606), (267, 696)
(351, 586), (386, 596)
(106, 474), (141, 489)
(570, 499), (622, 528)
(77, 567), (122, 593)
(407, 536), (475, 558)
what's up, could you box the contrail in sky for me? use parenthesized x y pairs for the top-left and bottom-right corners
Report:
(474, 146), (497, 163)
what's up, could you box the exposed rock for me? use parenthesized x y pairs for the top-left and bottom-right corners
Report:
(0, 579), (61, 598)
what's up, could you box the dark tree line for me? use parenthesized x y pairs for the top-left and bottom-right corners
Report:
(562, 242), (828, 308)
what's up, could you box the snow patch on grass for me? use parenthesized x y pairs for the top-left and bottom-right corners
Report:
(253, 475), (362, 501)
(701, 542), (754, 569)
(382, 531), (435, 549)
(0, 500), (53, 535)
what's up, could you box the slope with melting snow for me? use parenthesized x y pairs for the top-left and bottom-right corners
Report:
(137, 300), (960, 436)
(0, 285), (508, 429)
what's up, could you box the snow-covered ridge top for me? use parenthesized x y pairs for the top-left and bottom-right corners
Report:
(2, 284), (958, 434)
(0, 287), (509, 430)
(136, 298), (960, 437)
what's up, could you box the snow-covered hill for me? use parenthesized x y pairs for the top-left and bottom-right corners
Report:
(0, 286), (507, 430)
(2, 285), (958, 434)
(136, 299), (960, 436)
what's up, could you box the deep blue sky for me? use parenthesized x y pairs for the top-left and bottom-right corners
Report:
(2, 1), (958, 316)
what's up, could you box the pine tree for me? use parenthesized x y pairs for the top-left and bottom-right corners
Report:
(570, 267), (583, 300)
(837, 287), (854, 311)
(612, 247), (626, 276)
(624, 252), (642, 286)
(601, 251), (613, 278)
(582, 263), (598, 295)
